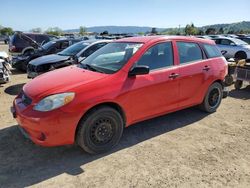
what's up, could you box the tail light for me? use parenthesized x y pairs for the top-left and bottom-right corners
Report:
(10, 45), (17, 52)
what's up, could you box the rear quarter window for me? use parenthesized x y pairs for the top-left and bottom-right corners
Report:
(203, 44), (222, 58)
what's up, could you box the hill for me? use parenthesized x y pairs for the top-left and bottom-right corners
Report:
(65, 21), (250, 34)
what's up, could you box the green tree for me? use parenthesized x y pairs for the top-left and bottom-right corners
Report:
(227, 29), (235, 34)
(79, 26), (86, 36)
(184, 23), (198, 35)
(218, 27), (224, 34)
(137, 32), (145, 35)
(205, 27), (216, 35)
(45, 27), (62, 36)
(31, 27), (42, 33)
(0, 27), (14, 35)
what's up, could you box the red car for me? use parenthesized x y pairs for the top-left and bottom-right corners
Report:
(12, 36), (228, 154)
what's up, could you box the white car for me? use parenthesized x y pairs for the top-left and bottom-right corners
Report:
(213, 37), (250, 59)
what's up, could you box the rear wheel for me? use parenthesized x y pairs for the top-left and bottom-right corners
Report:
(234, 80), (243, 90)
(199, 82), (223, 113)
(77, 106), (124, 154)
(224, 74), (234, 86)
(235, 51), (247, 60)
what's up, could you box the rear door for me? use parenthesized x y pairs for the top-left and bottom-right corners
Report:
(176, 41), (212, 107)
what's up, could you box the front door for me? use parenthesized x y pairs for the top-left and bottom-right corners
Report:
(122, 42), (180, 123)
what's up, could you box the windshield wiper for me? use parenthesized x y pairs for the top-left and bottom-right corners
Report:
(82, 63), (105, 73)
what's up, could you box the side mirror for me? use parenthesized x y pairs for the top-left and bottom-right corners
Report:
(230, 42), (235, 46)
(221, 50), (227, 55)
(128, 65), (149, 77)
(78, 56), (86, 63)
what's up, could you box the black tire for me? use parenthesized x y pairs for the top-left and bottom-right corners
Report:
(224, 74), (234, 86)
(235, 51), (247, 60)
(234, 80), (243, 90)
(199, 82), (223, 113)
(77, 106), (124, 154)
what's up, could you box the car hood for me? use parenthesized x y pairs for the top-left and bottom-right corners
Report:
(29, 54), (71, 66)
(23, 65), (108, 99)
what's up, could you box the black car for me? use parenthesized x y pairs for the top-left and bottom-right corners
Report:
(11, 39), (81, 72)
(9, 32), (58, 55)
(27, 40), (110, 78)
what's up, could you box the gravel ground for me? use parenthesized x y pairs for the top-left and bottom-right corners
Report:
(0, 43), (250, 188)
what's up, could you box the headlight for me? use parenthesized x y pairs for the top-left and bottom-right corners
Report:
(34, 92), (75, 112)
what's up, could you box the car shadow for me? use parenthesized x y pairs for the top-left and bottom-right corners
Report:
(229, 85), (250, 100)
(10, 69), (26, 75)
(0, 107), (208, 187)
(4, 83), (25, 95)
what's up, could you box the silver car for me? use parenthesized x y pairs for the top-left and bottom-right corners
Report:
(213, 37), (250, 59)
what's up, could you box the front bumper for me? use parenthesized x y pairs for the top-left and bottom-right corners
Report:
(11, 57), (27, 69)
(11, 97), (81, 147)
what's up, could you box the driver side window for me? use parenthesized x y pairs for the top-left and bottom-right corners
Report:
(137, 42), (173, 71)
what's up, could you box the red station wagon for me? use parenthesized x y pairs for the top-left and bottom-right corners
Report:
(12, 36), (228, 154)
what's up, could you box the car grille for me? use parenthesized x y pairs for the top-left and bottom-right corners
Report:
(20, 91), (32, 106)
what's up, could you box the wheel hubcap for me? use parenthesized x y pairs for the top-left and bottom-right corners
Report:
(90, 118), (114, 145)
(208, 88), (220, 107)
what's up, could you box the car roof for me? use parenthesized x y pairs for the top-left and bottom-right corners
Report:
(78, 39), (112, 44)
(116, 35), (215, 45)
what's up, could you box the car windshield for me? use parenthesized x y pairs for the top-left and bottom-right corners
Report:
(80, 42), (143, 74)
(58, 42), (89, 56)
(41, 41), (56, 50)
(231, 38), (248, 45)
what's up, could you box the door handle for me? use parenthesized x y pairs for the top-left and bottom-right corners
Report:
(169, 73), (179, 79)
(203, 65), (210, 71)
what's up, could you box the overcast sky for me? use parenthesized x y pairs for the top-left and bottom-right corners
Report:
(1, 0), (250, 31)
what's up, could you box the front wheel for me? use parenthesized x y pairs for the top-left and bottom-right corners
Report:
(77, 106), (124, 154)
(199, 82), (223, 113)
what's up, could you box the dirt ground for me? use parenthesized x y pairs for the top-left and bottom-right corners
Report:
(0, 43), (250, 188)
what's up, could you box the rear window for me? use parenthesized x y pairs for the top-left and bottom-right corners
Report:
(35, 35), (49, 44)
(203, 44), (222, 58)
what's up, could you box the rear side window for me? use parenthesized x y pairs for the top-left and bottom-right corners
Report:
(176, 42), (203, 64)
(60, 41), (69, 49)
(203, 44), (222, 58)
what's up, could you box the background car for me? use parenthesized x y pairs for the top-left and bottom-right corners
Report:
(9, 32), (58, 55)
(212, 37), (250, 59)
(237, 36), (250, 44)
(27, 40), (110, 78)
(11, 38), (81, 72)
(0, 35), (9, 44)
